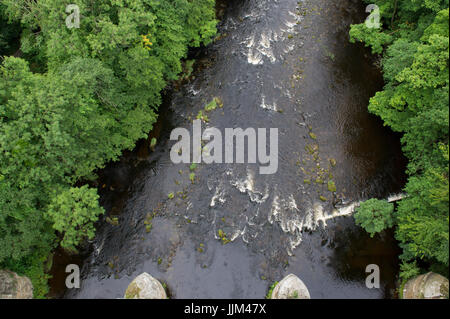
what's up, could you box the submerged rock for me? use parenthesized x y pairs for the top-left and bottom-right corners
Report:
(124, 273), (167, 299)
(0, 270), (33, 299)
(402, 272), (449, 299)
(271, 274), (310, 299)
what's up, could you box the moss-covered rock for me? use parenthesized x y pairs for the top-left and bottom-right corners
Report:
(124, 273), (167, 299)
(0, 270), (33, 299)
(327, 180), (336, 192)
(309, 132), (317, 140)
(271, 274), (310, 299)
(329, 158), (337, 167)
(402, 272), (449, 299)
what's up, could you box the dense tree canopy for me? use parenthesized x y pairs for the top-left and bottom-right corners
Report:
(351, 0), (449, 280)
(0, 0), (217, 297)
(354, 198), (394, 237)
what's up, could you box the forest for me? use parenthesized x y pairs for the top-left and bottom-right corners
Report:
(350, 0), (449, 288)
(0, 0), (217, 297)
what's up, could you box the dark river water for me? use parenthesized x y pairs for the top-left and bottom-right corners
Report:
(50, 0), (406, 299)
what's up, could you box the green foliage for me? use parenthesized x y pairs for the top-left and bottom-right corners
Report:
(349, 23), (393, 54)
(150, 138), (157, 148)
(354, 199), (395, 237)
(350, 1), (449, 277)
(0, 246), (53, 299)
(381, 39), (419, 83)
(204, 97), (223, 111)
(46, 186), (104, 252)
(266, 281), (278, 299)
(399, 261), (421, 283)
(0, 4), (21, 56)
(395, 145), (449, 266)
(204, 99), (219, 112)
(0, 0), (218, 297)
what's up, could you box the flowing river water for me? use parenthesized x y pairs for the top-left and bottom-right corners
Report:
(50, 0), (407, 299)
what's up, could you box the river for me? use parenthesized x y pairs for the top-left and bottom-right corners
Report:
(50, 0), (406, 299)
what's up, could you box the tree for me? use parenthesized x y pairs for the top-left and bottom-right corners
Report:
(46, 186), (104, 252)
(354, 199), (395, 237)
(396, 145), (449, 266)
(350, 1), (449, 277)
(0, 0), (218, 297)
(0, 3), (21, 56)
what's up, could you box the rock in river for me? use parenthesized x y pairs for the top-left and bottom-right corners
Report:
(402, 272), (449, 299)
(124, 272), (167, 299)
(271, 274), (311, 299)
(0, 270), (33, 299)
